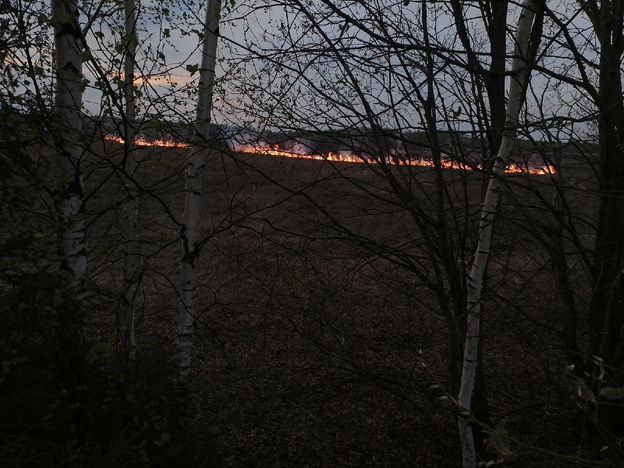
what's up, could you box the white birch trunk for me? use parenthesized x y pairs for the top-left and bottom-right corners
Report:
(52, 0), (86, 328)
(177, 0), (221, 380)
(122, 0), (138, 358)
(458, 2), (542, 466)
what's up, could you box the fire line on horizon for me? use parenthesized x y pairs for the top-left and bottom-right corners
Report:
(104, 135), (555, 175)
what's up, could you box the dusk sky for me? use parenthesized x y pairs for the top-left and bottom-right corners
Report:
(73, 0), (596, 142)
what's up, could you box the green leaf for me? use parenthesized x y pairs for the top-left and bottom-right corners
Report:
(600, 386), (624, 400)
(576, 378), (596, 403)
(186, 64), (199, 76)
(486, 418), (512, 458)
(79, 78), (90, 93)
(79, 50), (92, 62)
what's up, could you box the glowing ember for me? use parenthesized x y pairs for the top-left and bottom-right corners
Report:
(238, 144), (555, 175)
(105, 135), (190, 148)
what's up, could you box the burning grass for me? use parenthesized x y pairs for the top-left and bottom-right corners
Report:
(104, 134), (556, 175)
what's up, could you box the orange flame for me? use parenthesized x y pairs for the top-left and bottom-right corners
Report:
(105, 135), (190, 148)
(105, 135), (554, 175)
(238, 144), (555, 175)
(505, 162), (553, 175)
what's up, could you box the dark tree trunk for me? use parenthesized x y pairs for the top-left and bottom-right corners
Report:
(484, 1), (508, 160)
(587, 0), (624, 435)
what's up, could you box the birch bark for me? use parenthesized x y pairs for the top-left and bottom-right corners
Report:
(177, 0), (221, 380)
(52, 0), (86, 342)
(122, 0), (138, 358)
(457, 1), (543, 466)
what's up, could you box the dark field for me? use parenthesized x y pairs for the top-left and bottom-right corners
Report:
(77, 142), (617, 467)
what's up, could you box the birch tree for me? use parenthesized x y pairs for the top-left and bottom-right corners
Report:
(121, 0), (139, 358)
(177, 0), (221, 380)
(457, 1), (544, 466)
(52, 0), (87, 346)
